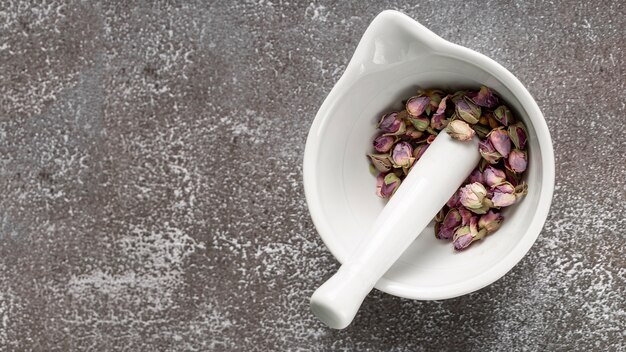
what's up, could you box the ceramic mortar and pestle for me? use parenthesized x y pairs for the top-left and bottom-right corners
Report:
(303, 11), (555, 329)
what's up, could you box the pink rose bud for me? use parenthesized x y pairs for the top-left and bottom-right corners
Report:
(478, 139), (502, 164)
(409, 115), (430, 131)
(506, 149), (528, 173)
(491, 192), (517, 207)
(505, 168), (520, 186)
(437, 208), (462, 240)
(453, 226), (474, 250)
(406, 96), (430, 117)
(378, 112), (404, 134)
(483, 165), (506, 187)
(392, 142), (414, 168)
(413, 143), (429, 162)
(404, 126), (424, 139)
(493, 105), (514, 126)
(431, 96), (450, 130)
(488, 128), (511, 157)
(458, 207), (473, 226)
(446, 119), (476, 141)
(472, 86), (499, 108)
(468, 168), (484, 184)
(490, 182), (517, 207)
(446, 190), (461, 208)
(453, 216), (487, 250)
(373, 135), (395, 153)
(377, 173), (401, 198)
(478, 210), (504, 234)
(508, 122), (528, 149)
(455, 97), (481, 124)
(368, 153), (393, 172)
(460, 182), (487, 209)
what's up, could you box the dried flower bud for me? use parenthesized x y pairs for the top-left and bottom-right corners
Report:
(473, 124), (491, 138)
(490, 182), (517, 207)
(376, 173), (401, 198)
(488, 128), (512, 157)
(368, 153), (392, 172)
(437, 208), (462, 240)
(378, 112), (402, 133)
(455, 97), (481, 124)
(446, 119), (476, 141)
(426, 134), (437, 144)
(447, 190), (461, 208)
(460, 182), (487, 209)
(508, 122), (528, 149)
(505, 149), (528, 173)
(413, 143), (429, 161)
(491, 192), (517, 207)
(410, 116), (430, 131)
(406, 96), (430, 117)
(458, 207), (473, 226)
(373, 135), (395, 153)
(404, 126), (424, 139)
(483, 165), (506, 187)
(391, 142), (414, 168)
(431, 96), (450, 130)
(478, 139), (502, 164)
(451, 90), (468, 104)
(505, 168), (520, 186)
(494, 105), (514, 126)
(453, 226), (473, 250)
(478, 210), (503, 234)
(472, 86), (499, 108)
(468, 168), (484, 184)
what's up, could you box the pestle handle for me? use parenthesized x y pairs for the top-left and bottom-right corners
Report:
(310, 132), (480, 329)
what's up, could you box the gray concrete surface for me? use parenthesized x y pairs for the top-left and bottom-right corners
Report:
(0, 1), (624, 351)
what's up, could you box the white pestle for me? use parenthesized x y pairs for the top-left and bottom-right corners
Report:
(310, 131), (480, 329)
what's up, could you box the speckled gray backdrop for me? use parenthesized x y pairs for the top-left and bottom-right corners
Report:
(0, 0), (624, 351)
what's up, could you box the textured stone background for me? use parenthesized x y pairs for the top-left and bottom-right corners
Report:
(0, 0), (624, 351)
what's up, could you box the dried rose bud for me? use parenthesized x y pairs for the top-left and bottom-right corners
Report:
(505, 168), (520, 186)
(483, 165), (506, 187)
(391, 142), (414, 168)
(409, 116), (430, 131)
(505, 149), (528, 173)
(458, 207), (473, 226)
(473, 124), (491, 139)
(413, 143), (429, 161)
(490, 182), (517, 207)
(426, 90), (444, 113)
(488, 128), (512, 157)
(468, 168), (484, 184)
(478, 139), (502, 164)
(472, 86), (499, 108)
(447, 190), (461, 208)
(446, 119), (476, 141)
(377, 173), (401, 198)
(453, 226), (474, 250)
(404, 126), (424, 139)
(431, 96), (450, 129)
(406, 96), (430, 117)
(375, 173), (385, 196)
(378, 112), (402, 133)
(434, 207), (447, 223)
(455, 97), (481, 124)
(453, 217), (486, 251)
(431, 113), (448, 130)
(368, 153), (392, 172)
(373, 135), (395, 153)
(426, 134), (437, 144)
(460, 182), (487, 210)
(437, 208), (462, 240)
(451, 90), (468, 104)
(494, 105), (514, 126)
(478, 210), (503, 234)
(488, 115), (500, 129)
(508, 122), (528, 150)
